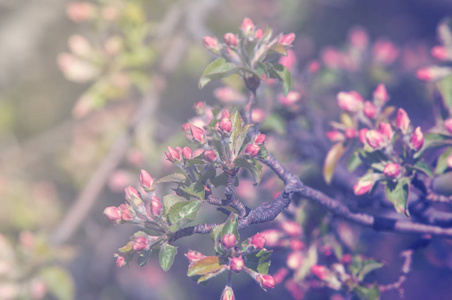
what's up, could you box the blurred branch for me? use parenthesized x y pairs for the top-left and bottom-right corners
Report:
(51, 0), (219, 245)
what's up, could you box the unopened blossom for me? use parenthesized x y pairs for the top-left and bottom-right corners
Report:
(373, 83), (389, 106)
(289, 239), (305, 251)
(396, 108), (410, 134)
(230, 256), (244, 273)
(66, 2), (95, 22)
(353, 178), (374, 195)
(363, 101), (377, 119)
(383, 163), (401, 178)
(202, 36), (220, 52)
(311, 265), (328, 280)
(260, 229), (283, 247)
(165, 146), (181, 162)
(245, 144), (261, 157)
(431, 46), (449, 61)
(326, 131), (345, 142)
(139, 169), (154, 191)
(256, 274), (275, 290)
(349, 27), (369, 49)
(255, 28), (263, 40)
(224, 33), (238, 47)
(416, 66), (452, 82)
(103, 206), (122, 224)
(366, 130), (386, 149)
(372, 39), (399, 65)
(359, 128), (368, 144)
(220, 286), (235, 300)
(255, 134), (266, 145)
(222, 233), (236, 249)
(279, 91), (302, 106)
(119, 204), (133, 221)
(241, 18), (254, 35)
(337, 91), (364, 112)
(219, 118), (232, 134)
(185, 250), (206, 263)
(150, 196), (162, 216)
(203, 150), (217, 162)
(280, 33), (296, 46)
(114, 254), (126, 267)
(345, 128), (357, 139)
(132, 237), (149, 251)
(251, 233), (266, 249)
(190, 125), (206, 144)
(410, 126), (424, 151)
(378, 122), (394, 141)
(182, 146), (193, 159)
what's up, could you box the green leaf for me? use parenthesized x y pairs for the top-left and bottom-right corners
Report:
(221, 213), (239, 241)
(197, 266), (227, 284)
(436, 147), (452, 175)
(323, 143), (346, 184)
(233, 124), (253, 156)
(357, 260), (384, 281)
(211, 224), (225, 252)
(187, 256), (222, 276)
(245, 249), (273, 274)
(163, 194), (187, 216)
(385, 177), (410, 216)
(354, 283), (380, 300)
(168, 200), (202, 225)
(271, 63), (291, 96)
(179, 182), (205, 200)
(159, 243), (178, 271)
(407, 160), (434, 178)
(234, 157), (263, 185)
(437, 75), (452, 112)
(423, 133), (452, 150)
(118, 241), (133, 253)
(157, 173), (187, 184)
(198, 57), (239, 89)
(39, 266), (74, 300)
(229, 111), (243, 152)
(184, 158), (206, 167)
(210, 172), (228, 187)
(348, 151), (362, 172)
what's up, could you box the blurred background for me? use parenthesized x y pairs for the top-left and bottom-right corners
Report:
(1, 0), (452, 299)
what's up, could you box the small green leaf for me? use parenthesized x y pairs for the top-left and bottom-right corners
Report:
(197, 266), (227, 283)
(385, 177), (410, 216)
(157, 173), (187, 184)
(187, 256), (222, 276)
(271, 63), (291, 96)
(436, 147), (452, 175)
(357, 260), (384, 281)
(233, 124), (253, 156)
(221, 213), (239, 241)
(245, 249), (273, 274)
(408, 160), (434, 178)
(39, 266), (74, 300)
(323, 143), (346, 184)
(437, 75), (452, 112)
(162, 194), (186, 216)
(423, 133), (452, 150)
(348, 151), (362, 172)
(354, 283), (380, 300)
(168, 200), (202, 225)
(180, 182), (205, 200)
(234, 157), (263, 185)
(159, 243), (178, 271)
(199, 57), (239, 89)
(118, 241), (133, 253)
(211, 224), (224, 252)
(210, 172), (228, 187)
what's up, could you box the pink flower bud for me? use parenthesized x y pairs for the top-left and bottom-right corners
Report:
(273, 268), (288, 284)
(337, 91), (364, 112)
(416, 66), (452, 82)
(363, 101), (377, 119)
(383, 163), (401, 178)
(132, 237), (149, 251)
(66, 2), (95, 22)
(410, 126), (424, 151)
(447, 153), (452, 169)
(256, 274), (275, 290)
(165, 146), (181, 162)
(308, 60), (320, 73)
(190, 125), (206, 144)
(444, 118), (452, 134)
(182, 146), (193, 159)
(185, 250), (206, 263)
(251, 233), (266, 249)
(125, 186), (140, 201)
(365, 130), (386, 149)
(203, 150), (217, 163)
(378, 122), (393, 141)
(289, 239), (305, 251)
(245, 144), (261, 157)
(193, 101), (205, 115)
(119, 204), (133, 221)
(222, 233), (236, 249)
(349, 27), (369, 49)
(260, 229), (283, 247)
(279, 50), (297, 70)
(150, 196), (163, 216)
(280, 33), (295, 46)
(251, 108), (266, 123)
(279, 91), (302, 106)
(224, 33), (238, 47)
(345, 128), (357, 139)
(115, 254), (126, 267)
(139, 169), (154, 191)
(281, 221), (302, 237)
(341, 254), (353, 264)
(311, 265), (328, 280)
(241, 18), (254, 35)
(359, 128), (368, 144)
(373, 84), (389, 105)
(219, 118), (232, 134)
(220, 286), (235, 300)
(255, 28), (263, 40)
(103, 206), (122, 224)
(326, 131), (345, 142)
(230, 256), (244, 272)
(182, 122), (191, 132)
(286, 251), (303, 270)
(431, 46), (449, 61)
(353, 178), (374, 196)
(202, 36), (219, 52)
(372, 39), (399, 65)
(255, 134), (266, 145)
(396, 108), (410, 134)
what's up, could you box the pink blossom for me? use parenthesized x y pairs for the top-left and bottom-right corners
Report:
(224, 33), (238, 47)
(280, 33), (296, 46)
(359, 128), (369, 144)
(410, 127), (424, 151)
(279, 91), (302, 106)
(280, 221), (302, 237)
(202, 36), (219, 51)
(373, 84), (389, 105)
(245, 144), (261, 157)
(279, 50), (298, 70)
(396, 108), (411, 134)
(165, 146), (181, 162)
(251, 233), (266, 249)
(190, 125), (206, 144)
(230, 256), (244, 272)
(139, 169), (154, 191)
(219, 118), (232, 134)
(256, 274), (275, 290)
(326, 131), (345, 142)
(365, 130), (386, 149)
(353, 178), (374, 195)
(203, 150), (217, 162)
(345, 128), (357, 139)
(222, 233), (237, 249)
(103, 206), (122, 224)
(255, 134), (266, 145)
(241, 18), (254, 35)
(311, 265), (328, 280)
(444, 118), (452, 134)
(363, 101), (377, 119)
(337, 91), (364, 112)
(378, 122), (394, 141)
(150, 196), (162, 216)
(185, 250), (206, 263)
(431, 46), (449, 61)
(373, 39), (399, 65)
(383, 163), (401, 178)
